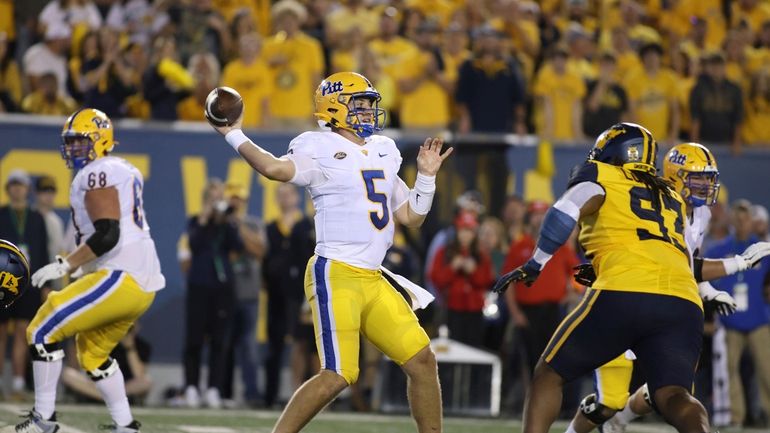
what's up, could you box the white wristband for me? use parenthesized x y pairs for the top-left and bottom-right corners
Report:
(225, 129), (249, 152)
(408, 173), (436, 215)
(722, 255), (747, 275)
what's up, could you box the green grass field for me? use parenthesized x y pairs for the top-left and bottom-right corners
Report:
(1, 404), (764, 433)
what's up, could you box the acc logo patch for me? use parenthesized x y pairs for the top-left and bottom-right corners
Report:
(668, 149), (687, 166)
(627, 145), (640, 162)
(321, 80), (344, 96)
(334, 152), (347, 160)
(0, 271), (20, 295)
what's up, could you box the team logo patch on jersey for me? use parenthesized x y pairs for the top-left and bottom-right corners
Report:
(0, 271), (20, 295)
(321, 80), (344, 96)
(627, 145), (640, 162)
(668, 149), (687, 166)
(334, 152), (347, 160)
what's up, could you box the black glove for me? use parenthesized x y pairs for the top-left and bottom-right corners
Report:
(573, 263), (596, 287)
(492, 260), (541, 293)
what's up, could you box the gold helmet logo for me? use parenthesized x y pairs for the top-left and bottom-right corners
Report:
(627, 146), (640, 162)
(0, 271), (20, 295)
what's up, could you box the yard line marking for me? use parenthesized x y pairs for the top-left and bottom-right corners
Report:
(178, 426), (237, 433)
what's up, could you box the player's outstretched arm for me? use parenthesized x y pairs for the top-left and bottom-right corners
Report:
(31, 188), (120, 287)
(394, 137), (453, 228)
(696, 241), (770, 281)
(492, 182), (605, 293)
(212, 114), (296, 182)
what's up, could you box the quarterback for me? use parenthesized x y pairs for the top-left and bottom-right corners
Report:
(211, 72), (451, 433)
(566, 142), (770, 433)
(2, 109), (165, 433)
(493, 123), (715, 433)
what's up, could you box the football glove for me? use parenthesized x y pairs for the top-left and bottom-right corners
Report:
(740, 241), (770, 269)
(699, 282), (737, 316)
(31, 255), (71, 287)
(492, 260), (541, 293)
(573, 263), (596, 286)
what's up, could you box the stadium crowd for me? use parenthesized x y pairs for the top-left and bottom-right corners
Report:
(2, 0), (770, 430)
(1, 0), (770, 150)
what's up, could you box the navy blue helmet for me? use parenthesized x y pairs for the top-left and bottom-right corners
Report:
(0, 240), (30, 308)
(588, 122), (658, 175)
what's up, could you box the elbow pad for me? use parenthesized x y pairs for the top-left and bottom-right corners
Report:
(85, 219), (120, 256)
(537, 207), (577, 255)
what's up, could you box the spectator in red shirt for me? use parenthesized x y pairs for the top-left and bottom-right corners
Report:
(430, 211), (494, 347)
(502, 200), (580, 374)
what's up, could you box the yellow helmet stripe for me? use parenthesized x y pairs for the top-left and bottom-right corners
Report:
(66, 108), (85, 133)
(639, 127), (650, 164)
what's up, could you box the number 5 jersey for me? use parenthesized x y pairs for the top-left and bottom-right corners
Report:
(286, 131), (410, 270)
(69, 156), (165, 292)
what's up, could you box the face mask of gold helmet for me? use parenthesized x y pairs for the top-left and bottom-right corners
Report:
(314, 72), (386, 138)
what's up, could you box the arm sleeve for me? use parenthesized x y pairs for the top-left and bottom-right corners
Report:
(286, 134), (327, 187)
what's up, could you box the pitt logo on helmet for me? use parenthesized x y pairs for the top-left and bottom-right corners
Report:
(314, 72), (386, 138)
(60, 108), (117, 169)
(667, 149), (688, 166)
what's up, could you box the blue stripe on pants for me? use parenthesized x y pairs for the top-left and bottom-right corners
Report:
(34, 271), (122, 344)
(314, 257), (336, 371)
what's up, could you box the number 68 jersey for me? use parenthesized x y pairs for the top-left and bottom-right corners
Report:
(70, 156), (165, 292)
(570, 160), (699, 307)
(286, 131), (410, 270)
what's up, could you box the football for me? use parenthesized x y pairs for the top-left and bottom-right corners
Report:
(204, 86), (243, 127)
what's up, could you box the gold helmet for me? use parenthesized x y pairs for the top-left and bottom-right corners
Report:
(314, 72), (386, 138)
(663, 142), (720, 207)
(60, 108), (116, 169)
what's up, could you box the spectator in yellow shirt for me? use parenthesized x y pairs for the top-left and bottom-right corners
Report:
(623, 42), (679, 144)
(368, 7), (419, 85)
(0, 31), (22, 112)
(743, 68), (770, 145)
(533, 45), (586, 143)
(731, 0), (770, 39)
(21, 72), (76, 116)
(397, 19), (452, 130)
(609, 27), (642, 80)
(222, 33), (272, 128)
(330, 27), (365, 73)
(261, 0), (324, 128)
(178, 52), (221, 122)
(325, 0), (379, 47)
(228, 10), (258, 58)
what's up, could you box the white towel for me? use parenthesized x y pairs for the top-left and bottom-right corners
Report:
(380, 266), (435, 310)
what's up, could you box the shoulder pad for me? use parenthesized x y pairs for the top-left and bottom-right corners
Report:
(567, 161), (600, 189)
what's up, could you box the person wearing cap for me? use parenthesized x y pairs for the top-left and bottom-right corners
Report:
(705, 200), (770, 426)
(751, 204), (769, 241)
(262, 183), (315, 407)
(533, 44), (586, 142)
(0, 169), (50, 400)
(501, 200), (580, 377)
(583, 50), (628, 137)
(220, 182), (265, 407)
(455, 23), (526, 134)
(429, 211), (494, 348)
(22, 22), (71, 97)
(622, 42), (679, 145)
(261, 0), (324, 128)
(34, 176), (65, 272)
(690, 51), (744, 154)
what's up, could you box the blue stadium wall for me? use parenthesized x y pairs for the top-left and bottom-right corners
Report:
(2, 117), (769, 362)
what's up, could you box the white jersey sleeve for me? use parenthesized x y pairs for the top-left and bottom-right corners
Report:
(70, 157), (165, 292)
(686, 206), (712, 256)
(287, 132), (328, 188)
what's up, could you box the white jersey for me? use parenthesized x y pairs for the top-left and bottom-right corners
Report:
(70, 156), (165, 291)
(286, 131), (410, 270)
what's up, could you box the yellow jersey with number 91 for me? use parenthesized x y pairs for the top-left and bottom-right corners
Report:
(570, 161), (700, 308)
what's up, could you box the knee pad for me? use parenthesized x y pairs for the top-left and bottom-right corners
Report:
(580, 393), (617, 425)
(29, 343), (65, 362)
(87, 358), (119, 381)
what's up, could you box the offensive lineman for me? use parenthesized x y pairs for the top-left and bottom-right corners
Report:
(210, 72), (451, 433)
(566, 142), (770, 433)
(2, 109), (165, 433)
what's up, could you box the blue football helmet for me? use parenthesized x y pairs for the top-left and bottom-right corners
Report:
(0, 240), (30, 308)
(588, 123), (658, 175)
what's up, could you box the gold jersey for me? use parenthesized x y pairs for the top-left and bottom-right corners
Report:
(571, 161), (700, 308)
